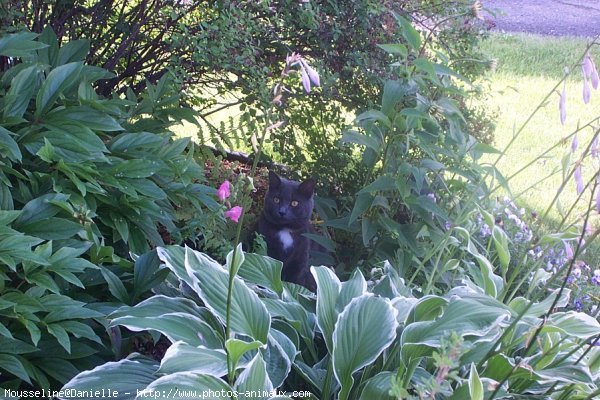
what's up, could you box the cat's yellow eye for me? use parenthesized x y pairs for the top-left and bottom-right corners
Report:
(273, 197), (280, 204)
(290, 200), (299, 207)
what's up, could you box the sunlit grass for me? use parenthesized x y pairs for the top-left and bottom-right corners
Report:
(480, 32), (600, 263)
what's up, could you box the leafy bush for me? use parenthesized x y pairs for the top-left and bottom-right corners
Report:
(62, 245), (600, 399)
(0, 29), (220, 389)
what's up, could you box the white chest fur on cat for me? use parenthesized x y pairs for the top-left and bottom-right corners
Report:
(277, 229), (294, 251)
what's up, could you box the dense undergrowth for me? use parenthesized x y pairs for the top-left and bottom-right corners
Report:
(0, 2), (599, 399)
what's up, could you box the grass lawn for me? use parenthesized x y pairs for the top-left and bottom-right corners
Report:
(479, 33), (600, 230)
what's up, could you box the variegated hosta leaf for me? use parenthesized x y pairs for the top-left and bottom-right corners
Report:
(158, 341), (228, 377)
(158, 246), (271, 344)
(332, 294), (398, 400)
(234, 353), (273, 400)
(401, 295), (511, 360)
(140, 372), (233, 400)
(60, 357), (158, 400)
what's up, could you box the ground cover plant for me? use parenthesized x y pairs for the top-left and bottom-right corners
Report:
(1, 1), (600, 400)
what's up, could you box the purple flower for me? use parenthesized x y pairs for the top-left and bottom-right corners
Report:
(583, 53), (599, 90)
(216, 180), (231, 201)
(592, 269), (600, 286)
(224, 206), (243, 223)
(559, 86), (567, 125)
(583, 77), (591, 104)
(574, 298), (584, 311)
(300, 67), (311, 93)
(596, 185), (600, 213)
(564, 241), (574, 259)
(574, 165), (584, 195)
(571, 134), (578, 153)
(427, 192), (437, 203)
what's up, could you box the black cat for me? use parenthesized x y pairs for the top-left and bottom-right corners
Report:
(258, 171), (317, 291)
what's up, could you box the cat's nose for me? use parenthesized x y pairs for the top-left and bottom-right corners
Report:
(278, 210), (285, 217)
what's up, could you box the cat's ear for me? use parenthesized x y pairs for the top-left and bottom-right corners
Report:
(298, 178), (315, 198)
(268, 171), (281, 188)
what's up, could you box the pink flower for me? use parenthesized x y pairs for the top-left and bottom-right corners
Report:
(574, 165), (584, 195)
(216, 180), (231, 201)
(224, 206), (243, 223)
(559, 86), (567, 125)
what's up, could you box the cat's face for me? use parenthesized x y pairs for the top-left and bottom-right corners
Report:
(263, 171), (315, 228)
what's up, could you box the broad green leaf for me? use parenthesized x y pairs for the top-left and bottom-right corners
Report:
(179, 247), (271, 344)
(99, 266), (130, 304)
(262, 299), (315, 342)
(0, 127), (21, 162)
(469, 363), (483, 400)
(349, 192), (374, 224)
(402, 295), (511, 359)
(61, 357), (158, 399)
(546, 312), (600, 339)
(336, 269), (367, 312)
(0, 354), (31, 383)
(59, 320), (102, 344)
(238, 253), (284, 295)
(47, 323), (71, 353)
(35, 62), (83, 117)
(142, 372), (232, 400)
(355, 109), (392, 129)
(234, 353), (273, 399)
(110, 305), (222, 349)
(133, 250), (169, 300)
(357, 175), (398, 195)
(57, 39), (90, 65)
(44, 106), (123, 131)
(158, 341), (228, 376)
(492, 226), (511, 275)
(4, 65), (39, 119)
(225, 338), (263, 373)
(358, 371), (395, 400)
(376, 44), (408, 57)
(264, 330), (296, 388)
(312, 266), (342, 353)
(0, 31), (47, 57)
(332, 295), (398, 400)
(382, 79), (409, 117)
(393, 12), (421, 49)
(226, 243), (245, 277)
(340, 130), (381, 152)
(109, 159), (162, 179)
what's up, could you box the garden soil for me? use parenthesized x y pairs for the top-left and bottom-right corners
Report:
(485, 0), (600, 37)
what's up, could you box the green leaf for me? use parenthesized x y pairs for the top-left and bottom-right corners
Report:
(57, 39), (90, 65)
(234, 353), (273, 399)
(133, 250), (169, 300)
(35, 62), (84, 117)
(332, 295), (398, 400)
(99, 266), (130, 304)
(313, 266), (342, 353)
(349, 192), (374, 224)
(61, 357), (158, 398)
(158, 246), (271, 344)
(225, 338), (263, 373)
(109, 159), (162, 178)
(355, 110), (392, 129)
(238, 253), (284, 295)
(0, 127), (21, 162)
(382, 79), (409, 117)
(226, 243), (245, 277)
(393, 12), (421, 49)
(110, 301), (222, 349)
(340, 130), (381, 152)
(357, 175), (398, 195)
(0, 31), (47, 57)
(4, 65), (39, 119)
(0, 354), (31, 383)
(469, 363), (483, 400)
(59, 320), (102, 344)
(546, 311), (600, 339)
(264, 330), (295, 388)
(492, 226), (511, 275)
(47, 323), (71, 353)
(158, 341), (228, 376)
(359, 372), (395, 400)
(44, 106), (123, 131)
(143, 372), (233, 399)
(376, 44), (408, 57)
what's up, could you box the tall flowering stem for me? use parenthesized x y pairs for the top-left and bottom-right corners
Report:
(224, 53), (320, 382)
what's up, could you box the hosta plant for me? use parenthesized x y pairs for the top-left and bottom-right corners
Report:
(61, 245), (600, 399)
